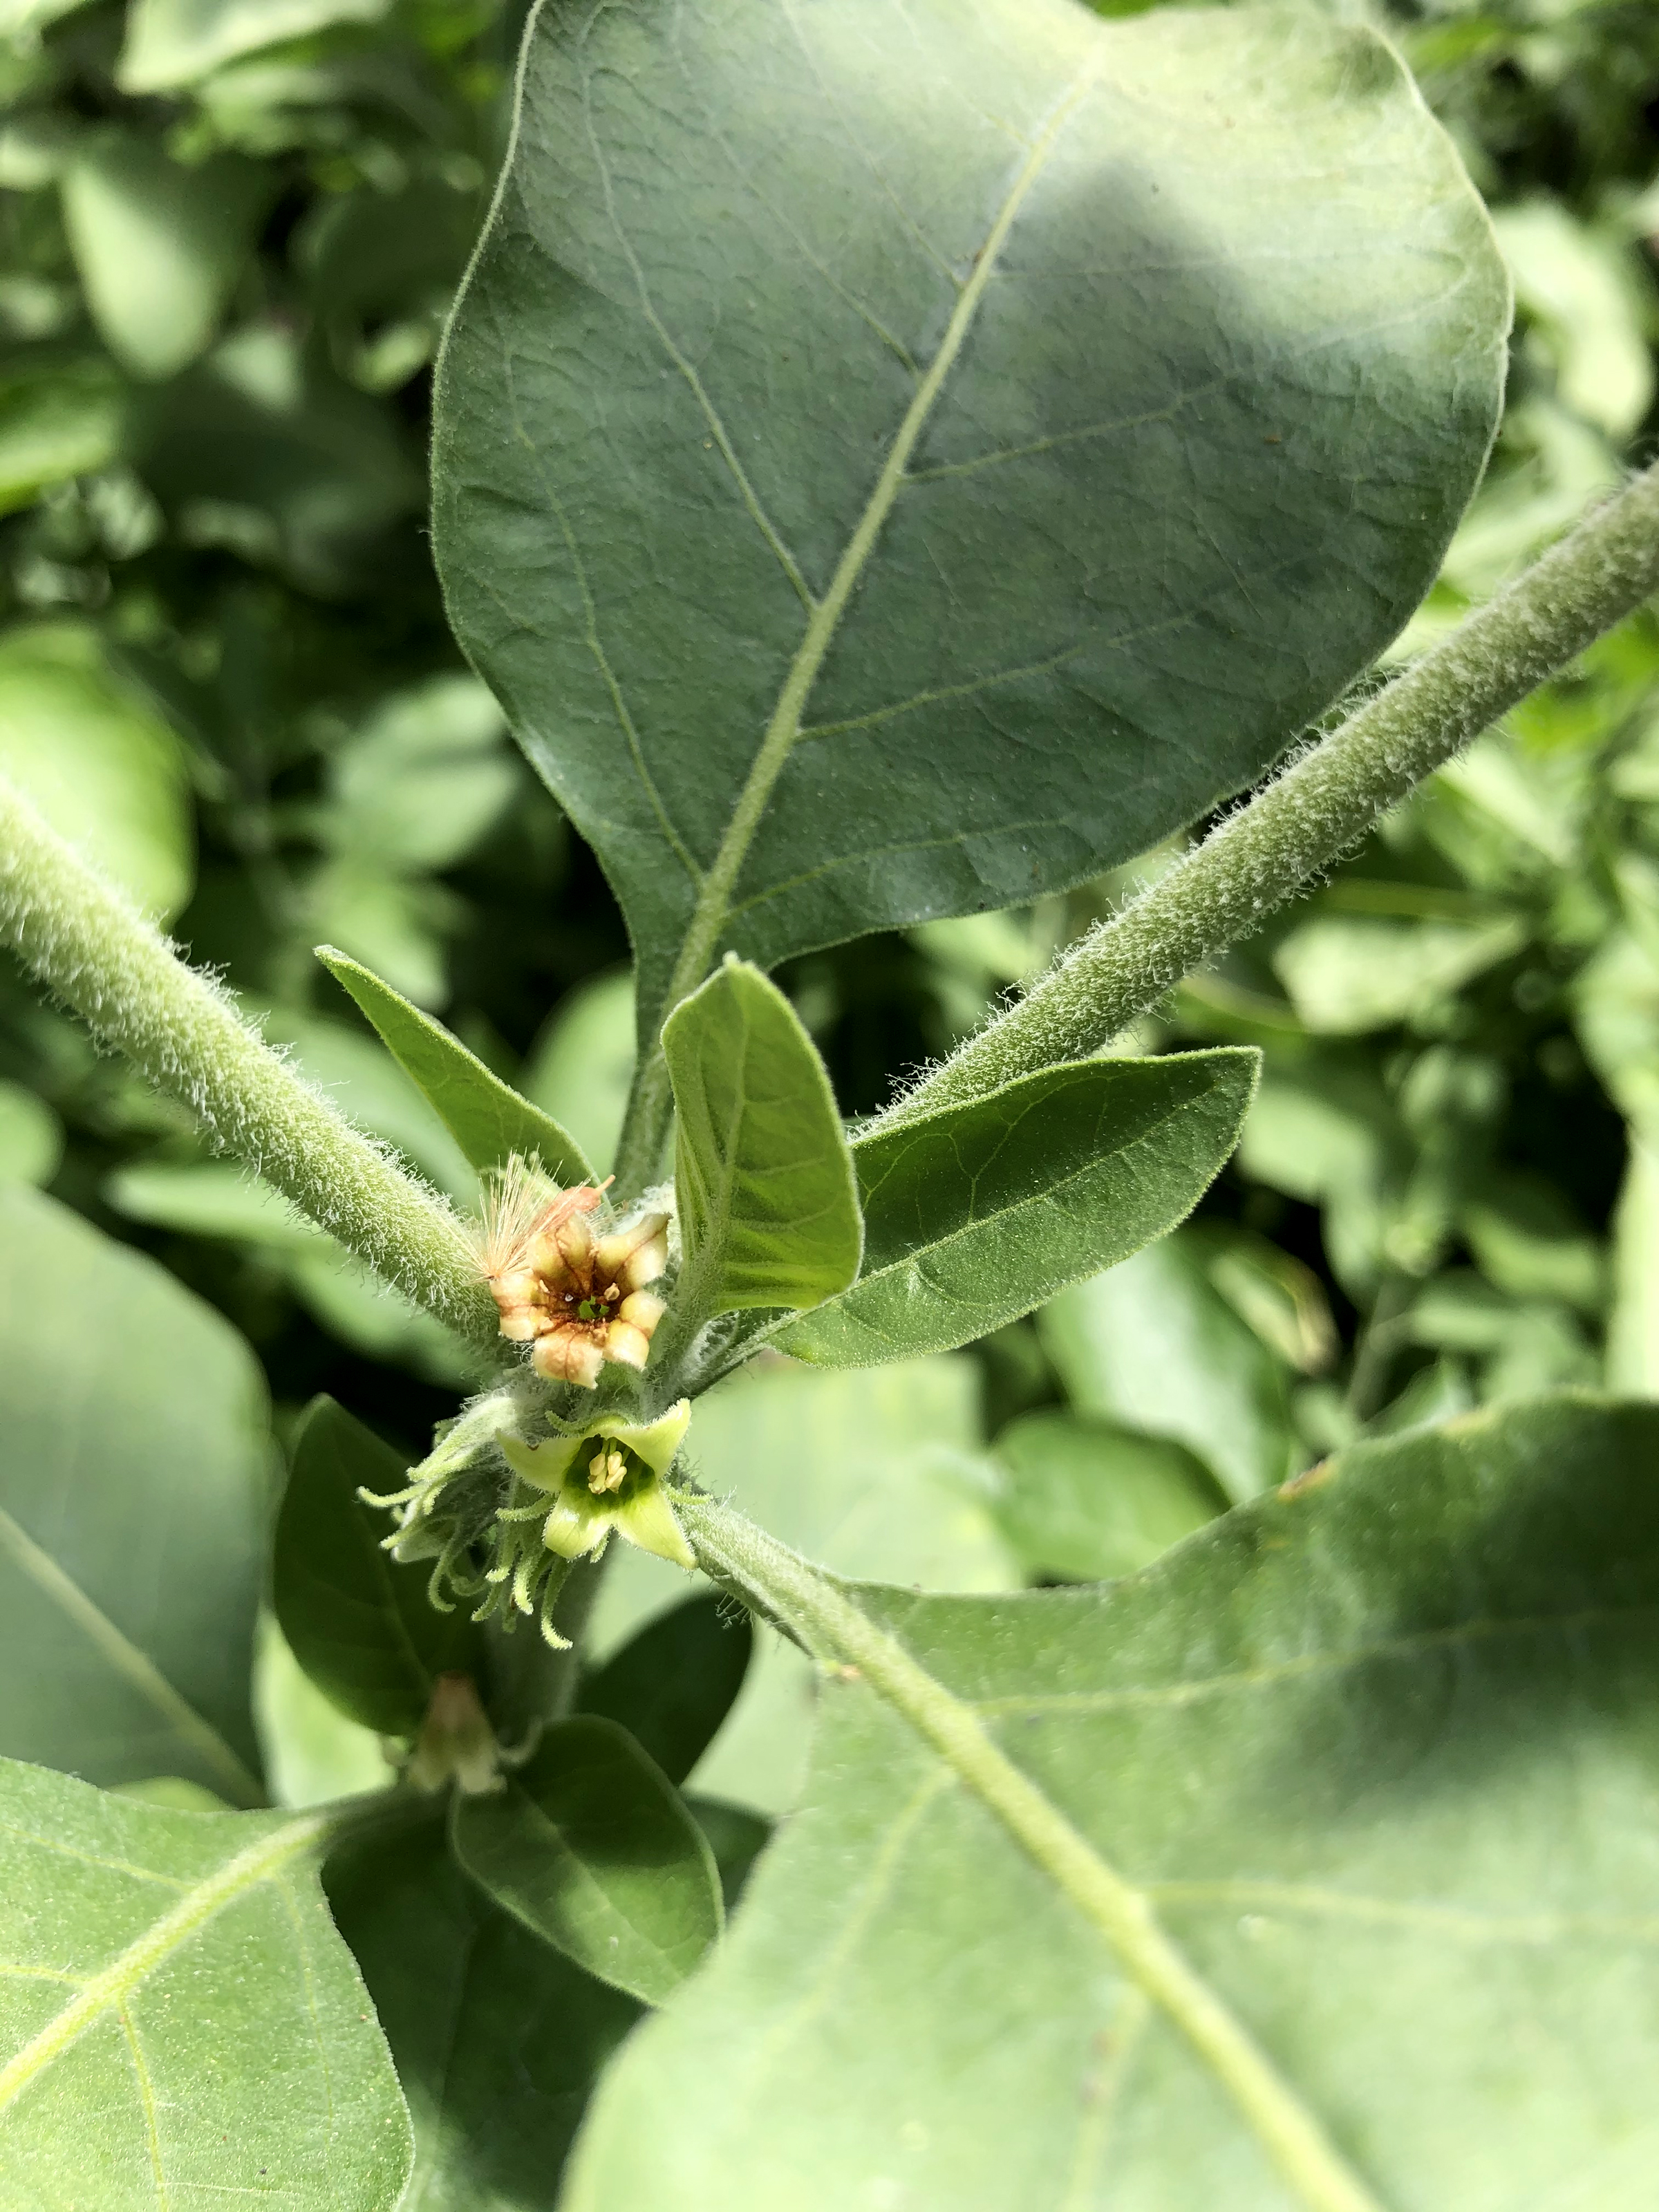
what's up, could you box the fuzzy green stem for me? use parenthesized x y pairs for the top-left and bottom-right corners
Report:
(878, 460), (1659, 1127)
(0, 776), (500, 1346)
(681, 1490), (1385, 2212)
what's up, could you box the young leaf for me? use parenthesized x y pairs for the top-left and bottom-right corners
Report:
(0, 1187), (266, 1805)
(1040, 1230), (1294, 1502)
(432, 0), (1507, 1042)
(451, 1716), (723, 2007)
(326, 1816), (641, 2211)
(563, 1395), (1659, 2211)
(776, 1050), (1257, 1367)
(577, 1593), (753, 1786)
(0, 1761), (411, 2209)
(318, 944), (594, 1182)
(664, 959), (861, 1316)
(273, 1396), (482, 1739)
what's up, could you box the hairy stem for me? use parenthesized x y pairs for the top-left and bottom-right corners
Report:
(680, 1490), (1385, 2212)
(878, 460), (1659, 1127)
(0, 777), (500, 1347)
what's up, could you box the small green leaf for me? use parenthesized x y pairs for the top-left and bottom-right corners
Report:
(118, 0), (393, 93)
(451, 1716), (722, 2007)
(326, 1815), (641, 2209)
(577, 1593), (753, 1786)
(1040, 1229), (1295, 1504)
(0, 359), (122, 519)
(1273, 909), (1526, 1034)
(0, 1761), (411, 2208)
(273, 1396), (482, 1740)
(0, 1079), (62, 1188)
(991, 1409), (1224, 1583)
(0, 622), (193, 922)
(562, 1396), (1659, 2211)
(0, 1188), (266, 1805)
(778, 1051), (1257, 1367)
(664, 959), (861, 1317)
(318, 945), (594, 1182)
(61, 133), (266, 379)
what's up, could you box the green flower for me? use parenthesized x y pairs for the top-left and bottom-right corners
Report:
(499, 1398), (695, 1571)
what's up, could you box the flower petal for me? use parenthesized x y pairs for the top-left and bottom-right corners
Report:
(541, 1495), (610, 1560)
(603, 1321), (651, 1371)
(599, 1396), (691, 1477)
(500, 1430), (584, 1492)
(612, 1481), (695, 1571)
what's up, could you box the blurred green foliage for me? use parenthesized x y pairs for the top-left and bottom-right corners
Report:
(2, 0), (1659, 1649)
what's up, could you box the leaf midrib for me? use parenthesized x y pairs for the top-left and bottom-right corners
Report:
(0, 1806), (337, 2116)
(0, 1503), (263, 1808)
(654, 46), (1109, 1028)
(686, 1498), (1388, 2212)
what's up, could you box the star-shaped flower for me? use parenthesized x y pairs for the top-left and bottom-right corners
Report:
(478, 1162), (671, 1387)
(498, 1398), (694, 1570)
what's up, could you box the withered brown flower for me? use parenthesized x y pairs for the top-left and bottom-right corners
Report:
(476, 1160), (669, 1387)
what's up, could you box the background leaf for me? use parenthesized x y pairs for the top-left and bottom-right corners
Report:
(521, 968), (637, 1179)
(991, 1408), (1225, 1583)
(0, 623), (192, 921)
(0, 1188), (266, 1803)
(273, 1394), (482, 1739)
(589, 1355), (1013, 1813)
(326, 1816), (641, 2211)
(319, 946), (594, 1181)
(778, 1050), (1257, 1366)
(577, 1593), (753, 1787)
(564, 1394), (1659, 2212)
(1040, 1232), (1296, 1503)
(451, 1716), (723, 2007)
(60, 134), (266, 380)
(117, 0), (395, 94)
(0, 1762), (411, 2209)
(665, 959), (861, 1315)
(433, 0), (1506, 1035)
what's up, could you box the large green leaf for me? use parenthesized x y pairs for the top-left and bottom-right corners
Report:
(274, 1396), (482, 1739)
(777, 1050), (1257, 1366)
(664, 959), (861, 1317)
(577, 1593), (753, 1786)
(326, 1816), (640, 2211)
(1040, 1230), (1295, 1503)
(319, 946), (594, 1183)
(0, 1761), (411, 2208)
(0, 1188), (266, 1805)
(451, 1717), (723, 2006)
(433, 0), (1506, 1040)
(565, 1394), (1659, 2210)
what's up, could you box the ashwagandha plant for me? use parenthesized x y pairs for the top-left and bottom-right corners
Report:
(3, 0), (1659, 2204)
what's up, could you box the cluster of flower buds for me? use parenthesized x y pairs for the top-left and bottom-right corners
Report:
(477, 1164), (671, 1386)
